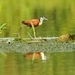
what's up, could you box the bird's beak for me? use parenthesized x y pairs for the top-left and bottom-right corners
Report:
(45, 18), (48, 20)
(43, 17), (48, 20)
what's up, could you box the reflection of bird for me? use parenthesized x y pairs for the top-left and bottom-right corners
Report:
(24, 52), (47, 61)
(22, 17), (48, 28)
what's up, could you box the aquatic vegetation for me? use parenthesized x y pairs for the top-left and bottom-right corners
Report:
(0, 23), (6, 34)
(57, 34), (75, 42)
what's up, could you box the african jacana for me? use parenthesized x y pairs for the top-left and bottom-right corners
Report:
(22, 16), (48, 28)
(22, 17), (48, 38)
(24, 52), (47, 61)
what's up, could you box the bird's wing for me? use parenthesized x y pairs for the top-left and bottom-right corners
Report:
(30, 19), (39, 26)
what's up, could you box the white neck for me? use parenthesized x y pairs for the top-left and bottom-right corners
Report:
(39, 18), (44, 25)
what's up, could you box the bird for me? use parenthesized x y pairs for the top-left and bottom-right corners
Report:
(22, 16), (48, 38)
(22, 16), (48, 28)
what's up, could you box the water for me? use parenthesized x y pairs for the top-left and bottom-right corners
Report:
(0, 52), (75, 75)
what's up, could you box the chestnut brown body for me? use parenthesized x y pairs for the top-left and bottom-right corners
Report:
(22, 19), (40, 27)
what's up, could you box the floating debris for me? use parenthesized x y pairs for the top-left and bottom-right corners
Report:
(57, 34), (75, 42)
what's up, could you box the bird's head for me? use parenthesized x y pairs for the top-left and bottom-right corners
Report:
(39, 16), (48, 25)
(40, 16), (48, 21)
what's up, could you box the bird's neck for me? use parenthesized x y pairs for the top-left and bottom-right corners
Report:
(39, 19), (44, 25)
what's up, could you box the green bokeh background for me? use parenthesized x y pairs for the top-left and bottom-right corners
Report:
(0, 0), (75, 37)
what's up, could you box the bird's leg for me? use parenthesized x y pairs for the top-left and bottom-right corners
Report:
(27, 32), (33, 39)
(27, 27), (33, 39)
(15, 26), (22, 39)
(27, 27), (31, 32)
(30, 22), (36, 38)
(18, 26), (22, 38)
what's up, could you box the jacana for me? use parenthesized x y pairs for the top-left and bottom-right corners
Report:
(22, 16), (48, 38)
(22, 16), (48, 28)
